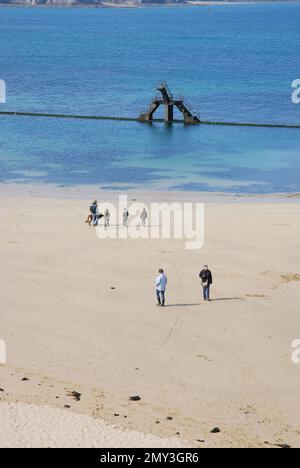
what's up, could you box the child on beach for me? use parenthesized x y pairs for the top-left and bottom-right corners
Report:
(104, 209), (110, 229)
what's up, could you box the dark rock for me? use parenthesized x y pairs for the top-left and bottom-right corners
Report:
(64, 405), (71, 409)
(197, 439), (205, 443)
(66, 391), (81, 401)
(166, 416), (173, 421)
(0, 388), (4, 392)
(129, 395), (141, 401)
(110, 287), (116, 290)
(210, 427), (221, 434)
(114, 413), (120, 417)
(21, 378), (29, 381)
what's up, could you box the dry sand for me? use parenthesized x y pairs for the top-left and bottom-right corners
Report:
(0, 188), (300, 448)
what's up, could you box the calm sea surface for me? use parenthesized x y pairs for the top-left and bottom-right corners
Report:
(0, 3), (299, 192)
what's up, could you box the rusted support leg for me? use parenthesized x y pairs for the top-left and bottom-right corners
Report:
(165, 104), (174, 123)
(138, 102), (161, 122)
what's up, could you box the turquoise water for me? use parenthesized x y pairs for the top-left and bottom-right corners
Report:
(0, 3), (299, 192)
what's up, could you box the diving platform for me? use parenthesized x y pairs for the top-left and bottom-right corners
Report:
(138, 82), (200, 124)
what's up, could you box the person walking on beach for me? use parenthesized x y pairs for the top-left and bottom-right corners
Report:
(199, 265), (213, 301)
(104, 209), (110, 230)
(94, 202), (101, 227)
(86, 200), (98, 227)
(85, 202), (103, 226)
(140, 207), (148, 227)
(156, 269), (167, 307)
(123, 208), (129, 227)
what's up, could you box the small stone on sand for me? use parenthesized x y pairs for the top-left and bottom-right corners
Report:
(66, 391), (81, 402)
(210, 427), (221, 434)
(129, 395), (141, 401)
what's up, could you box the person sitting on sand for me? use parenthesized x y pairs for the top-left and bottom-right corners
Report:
(155, 268), (167, 307)
(199, 265), (213, 301)
(140, 207), (148, 227)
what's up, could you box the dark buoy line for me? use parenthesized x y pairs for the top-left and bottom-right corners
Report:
(0, 110), (299, 130)
(0, 110), (137, 122)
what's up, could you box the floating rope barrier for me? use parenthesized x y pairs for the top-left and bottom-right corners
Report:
(0, 110), (299, 129)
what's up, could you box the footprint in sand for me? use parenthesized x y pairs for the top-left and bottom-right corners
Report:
(196, 354), (212, 362)
(246, 294), (268, 299)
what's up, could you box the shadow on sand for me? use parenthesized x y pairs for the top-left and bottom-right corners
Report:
(164, 303), (202, 308)
(210, 297), (244, 302)
(164, 297), (244, 307)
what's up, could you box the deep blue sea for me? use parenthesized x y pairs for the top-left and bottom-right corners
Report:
(0, 3), (300, 193)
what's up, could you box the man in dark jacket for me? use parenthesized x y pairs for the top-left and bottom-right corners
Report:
(199, 265), (213, 301)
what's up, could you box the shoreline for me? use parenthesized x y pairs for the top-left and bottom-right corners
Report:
(0, 181), (299, 203)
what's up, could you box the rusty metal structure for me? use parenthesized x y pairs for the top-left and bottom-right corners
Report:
(138, 82), (200, 124)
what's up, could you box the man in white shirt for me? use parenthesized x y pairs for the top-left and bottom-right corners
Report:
(155, 268), (167, 307)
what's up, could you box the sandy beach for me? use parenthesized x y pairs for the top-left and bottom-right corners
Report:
(0, 185), (299, 447)
(0, 402), (186, 448)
